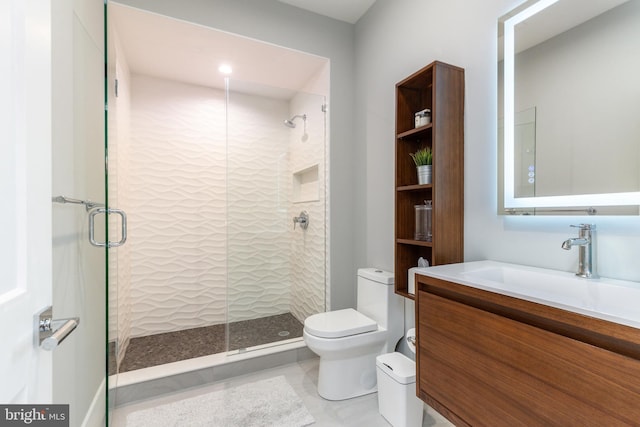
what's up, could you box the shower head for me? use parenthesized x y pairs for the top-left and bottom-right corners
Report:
(284, 114), (306, 128)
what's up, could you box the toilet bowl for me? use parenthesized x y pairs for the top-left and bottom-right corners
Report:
(303, 268), (404, 401)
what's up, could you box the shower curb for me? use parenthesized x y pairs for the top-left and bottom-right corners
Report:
(112, 344), (314, 407)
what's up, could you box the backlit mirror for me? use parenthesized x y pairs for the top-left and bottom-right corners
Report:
(498, 0), (640, 215)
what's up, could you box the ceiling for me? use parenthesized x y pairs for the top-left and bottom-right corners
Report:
(277, 0), (377, 24)
(111, 3), (329, 98)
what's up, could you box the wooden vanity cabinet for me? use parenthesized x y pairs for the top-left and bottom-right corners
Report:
(416, 274), (640, 427)
(394, 61), (464, 298)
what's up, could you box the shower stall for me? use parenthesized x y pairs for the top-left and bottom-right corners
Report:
(107, 4), (328, 378)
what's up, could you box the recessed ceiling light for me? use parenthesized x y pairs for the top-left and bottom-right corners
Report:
(218, 64), (233, 75)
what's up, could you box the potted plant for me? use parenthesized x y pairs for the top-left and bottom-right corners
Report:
(410, 147), (432, 184)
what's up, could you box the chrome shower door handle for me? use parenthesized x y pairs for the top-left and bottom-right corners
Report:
(89, 207), (127, 248)
(107, 208), (128, 247)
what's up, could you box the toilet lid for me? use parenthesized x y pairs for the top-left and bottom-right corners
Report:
(304, 308), (378, 338)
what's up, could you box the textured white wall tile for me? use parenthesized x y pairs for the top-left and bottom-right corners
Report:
(226, 90), (292, 322)
(116, 75), (327, 338)
(288, 92), (327, 323)
(128, 76), (227, 336)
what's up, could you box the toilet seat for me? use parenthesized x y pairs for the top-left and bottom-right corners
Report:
(304, 308), (377, 338)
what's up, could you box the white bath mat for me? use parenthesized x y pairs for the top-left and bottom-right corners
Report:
(125, 375), (315, 427)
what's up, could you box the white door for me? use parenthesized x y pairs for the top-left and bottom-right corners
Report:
(0, 0), (54, 403)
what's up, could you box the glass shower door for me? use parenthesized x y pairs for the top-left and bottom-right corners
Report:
(226, 80), (327, 353)
(50, 0), (110, 425)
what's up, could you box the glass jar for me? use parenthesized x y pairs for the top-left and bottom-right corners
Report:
(414, 201), (432, 241)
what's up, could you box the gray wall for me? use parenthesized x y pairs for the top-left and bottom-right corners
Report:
(355, 0), (640, 283)
(115, 0), (358, 310)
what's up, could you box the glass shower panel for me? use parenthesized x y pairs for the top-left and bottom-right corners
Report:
(105, 4), (119, 422)
(226, 80), (326, 353)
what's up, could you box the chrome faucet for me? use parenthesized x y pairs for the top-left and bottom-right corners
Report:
(561, 224), (598, 278)
(293, 211), (309, 230)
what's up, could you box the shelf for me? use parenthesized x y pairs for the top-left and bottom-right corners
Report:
(397, 238), (433, 247)
(398, 124), (432, 139)
(394, 61), (464, 299)
(397, 184), (432, 192)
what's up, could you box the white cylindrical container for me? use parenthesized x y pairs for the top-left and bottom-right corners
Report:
(376, 352), (424, 427)
(414, 109), (431, 128)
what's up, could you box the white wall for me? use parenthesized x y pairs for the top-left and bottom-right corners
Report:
(355, 0), (640, 293)
(115, 0), (357, 311)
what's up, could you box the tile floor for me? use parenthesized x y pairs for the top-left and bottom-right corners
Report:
(111, 357), (454, 427)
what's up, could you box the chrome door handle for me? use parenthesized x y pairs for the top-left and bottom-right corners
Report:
(38, 306), (79, 351)
(89, 207), (127, 248)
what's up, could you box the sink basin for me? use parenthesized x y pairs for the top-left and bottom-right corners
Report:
(414, 260), (640, 328)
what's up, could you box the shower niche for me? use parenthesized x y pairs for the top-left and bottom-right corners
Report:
(107, 3), (328, 378)
(293, 165), (320, 203)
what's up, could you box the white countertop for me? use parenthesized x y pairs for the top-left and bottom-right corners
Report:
(414, 260), (640, 329)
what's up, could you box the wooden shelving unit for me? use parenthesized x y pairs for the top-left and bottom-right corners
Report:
(394, 61), (465, 299)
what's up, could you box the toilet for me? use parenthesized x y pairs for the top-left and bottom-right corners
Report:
(303, 268), (404, 400)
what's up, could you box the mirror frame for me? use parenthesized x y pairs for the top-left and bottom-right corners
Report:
(501, 0), (640, 210)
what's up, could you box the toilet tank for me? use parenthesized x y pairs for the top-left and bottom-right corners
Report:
(356, 268), (404, 338)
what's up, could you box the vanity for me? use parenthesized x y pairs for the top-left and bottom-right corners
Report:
(414, 261), (640, 426)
